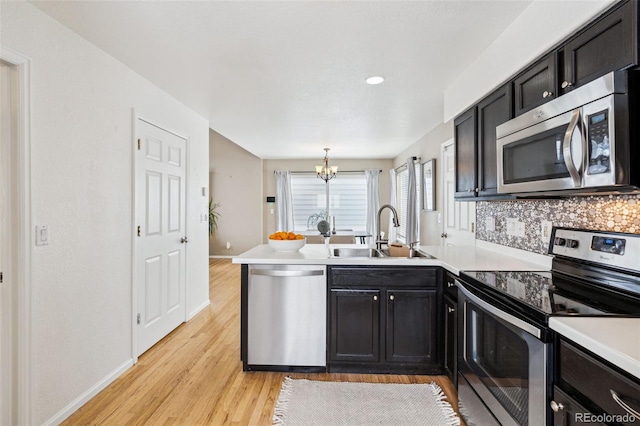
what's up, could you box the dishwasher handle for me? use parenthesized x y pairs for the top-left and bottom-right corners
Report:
(250, 269), (324, 277)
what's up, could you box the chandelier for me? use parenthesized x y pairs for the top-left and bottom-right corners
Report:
(316, 148), (338, 183)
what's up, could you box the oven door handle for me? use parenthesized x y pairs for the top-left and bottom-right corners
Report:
(457, 280), (542, 339)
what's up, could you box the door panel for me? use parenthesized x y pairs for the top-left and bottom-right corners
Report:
(442, 141), (476, 247)
(136, 119), (187, 356)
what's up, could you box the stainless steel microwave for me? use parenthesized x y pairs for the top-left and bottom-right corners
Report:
(496, 71), (639, 196)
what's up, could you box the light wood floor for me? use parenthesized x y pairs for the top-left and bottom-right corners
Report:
(63, 259), (461, 425)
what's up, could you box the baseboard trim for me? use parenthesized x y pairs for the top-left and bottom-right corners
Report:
(209, 255), (233, 259)
(188, 299), (210, 320)
(43, 358), (133, 426)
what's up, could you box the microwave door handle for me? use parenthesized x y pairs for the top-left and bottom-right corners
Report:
(562, 109), (582, 187)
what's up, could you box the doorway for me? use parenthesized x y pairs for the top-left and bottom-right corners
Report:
(134, 117), (188, 357)
(441, 139), (476, 246)
(0, 48), (32, 426)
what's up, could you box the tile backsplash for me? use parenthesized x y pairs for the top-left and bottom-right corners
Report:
(476, 194), (640, 255)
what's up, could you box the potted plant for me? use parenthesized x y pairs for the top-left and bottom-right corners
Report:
(209, 199), (221, 237)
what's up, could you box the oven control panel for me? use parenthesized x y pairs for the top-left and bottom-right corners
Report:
(549, 227), (639, 272)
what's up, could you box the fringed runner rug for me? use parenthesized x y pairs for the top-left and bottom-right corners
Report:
(273, 378), (461, 426)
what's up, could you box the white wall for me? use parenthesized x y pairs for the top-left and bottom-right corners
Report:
(0, 2), (210, 424)
(444, 0), (616, 121)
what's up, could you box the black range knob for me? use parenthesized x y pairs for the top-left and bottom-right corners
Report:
(567, 239), (579, 249)
(555, 237), (566, 246)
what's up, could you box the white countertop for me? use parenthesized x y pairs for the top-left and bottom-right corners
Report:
(550, 317), (640, 380)
(232, 243), (550, 275)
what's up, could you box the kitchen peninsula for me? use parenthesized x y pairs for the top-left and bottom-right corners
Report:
(233, 242), (550, 374)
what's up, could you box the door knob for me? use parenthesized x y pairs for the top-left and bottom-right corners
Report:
(441, 233), (448, 238)
(180, 237), (189, 244)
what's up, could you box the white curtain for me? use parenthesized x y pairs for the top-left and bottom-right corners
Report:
(406, 157), (420, 246)
(275, 171), (294, 231)
(364, 169), (380, 245)
(387, 168), (397, 243)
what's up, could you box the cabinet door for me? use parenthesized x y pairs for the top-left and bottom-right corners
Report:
(514, 53), (557, 116)
(552, 387), (605, 426)
(562, 0), (637, 93)
(454, 107), (477, 198)
(329, 289), (380, 363)
(385, 289), (437, 364)
(477, 83), (512, 197)
(443, 295), (457, 387)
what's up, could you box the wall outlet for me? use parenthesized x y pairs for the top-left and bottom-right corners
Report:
(226, 241), (231, 250)
(541, 220), (553, 243)
(485, 217), (496, 232)
(506, 218), (525, 237)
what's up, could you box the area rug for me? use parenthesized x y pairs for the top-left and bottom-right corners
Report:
(272, 378), (461, 426)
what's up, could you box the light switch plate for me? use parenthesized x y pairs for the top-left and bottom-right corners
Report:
(485, 217), (495, 232)
(541, 220), (553, 244)
(36, 225), (49, 246)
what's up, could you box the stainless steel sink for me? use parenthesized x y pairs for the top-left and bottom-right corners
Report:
(332, 247), (436, 259)
(332, 248), (385, 258)
(379, 248), (437, 259)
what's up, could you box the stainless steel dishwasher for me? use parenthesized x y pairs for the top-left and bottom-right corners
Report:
(247, 264), (326, 369)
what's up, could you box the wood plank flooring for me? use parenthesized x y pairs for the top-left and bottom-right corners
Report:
(63, 259), (461, 425)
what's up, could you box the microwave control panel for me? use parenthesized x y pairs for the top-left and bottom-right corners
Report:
(586, 110), (610, 175)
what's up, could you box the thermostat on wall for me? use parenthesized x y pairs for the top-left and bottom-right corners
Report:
(266, 196), (276, 203)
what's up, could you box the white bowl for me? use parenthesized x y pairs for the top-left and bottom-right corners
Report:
(268, 238), (306, 252)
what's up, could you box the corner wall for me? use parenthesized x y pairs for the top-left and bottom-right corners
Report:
(1, 2), (210, 424)
(209, 129), (263, 256)
(393, 120), (454, 246)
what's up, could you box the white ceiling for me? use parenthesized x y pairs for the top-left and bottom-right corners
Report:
(30, 0), (532, 160)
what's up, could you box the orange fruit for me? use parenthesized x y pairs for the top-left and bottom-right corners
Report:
(288, 232), (296, 240)
(295, 234), (304, 240)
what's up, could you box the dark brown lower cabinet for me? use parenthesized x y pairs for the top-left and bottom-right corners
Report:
(328, 266), (442, 374)
(552, 387), (605, 426)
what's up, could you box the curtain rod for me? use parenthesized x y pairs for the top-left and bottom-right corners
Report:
(274, 170), (382, 174)
(395, 156), (420, 172)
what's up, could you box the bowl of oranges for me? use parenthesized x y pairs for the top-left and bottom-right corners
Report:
(268, 231), (306, 252)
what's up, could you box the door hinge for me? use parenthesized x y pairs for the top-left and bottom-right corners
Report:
(137, 313), (141, 325)
(137, 138), (141, 150)
(137, 226), (141, 237)
(0, 272), (3, 284)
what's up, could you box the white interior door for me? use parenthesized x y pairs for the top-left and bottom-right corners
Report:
(135, 119), (187, 356)
(442, 140), (476, 247)
(0, 59), (15, 426)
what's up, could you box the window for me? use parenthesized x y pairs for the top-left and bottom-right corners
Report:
(290, 174), (367, 231)
(395, 162), (421, 243)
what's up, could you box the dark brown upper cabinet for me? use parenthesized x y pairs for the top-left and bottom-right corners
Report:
(561, 0), (638, 94)
(454, 84), (512, 200)
(477, 84), (512, 197)
(514, 53), (557, 116)
(453, 107), (477, 199)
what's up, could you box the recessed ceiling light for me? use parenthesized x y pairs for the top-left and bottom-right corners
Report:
(366, 76), (385, 85)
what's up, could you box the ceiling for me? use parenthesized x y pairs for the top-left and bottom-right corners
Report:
(30, 0), (532, 160)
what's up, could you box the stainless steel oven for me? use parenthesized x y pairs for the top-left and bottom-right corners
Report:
(496, 71), (639, 196)
(457, 228), (640, 426)
(457, 280), (551, 426)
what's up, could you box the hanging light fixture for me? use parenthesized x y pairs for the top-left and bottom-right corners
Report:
(315, 147), (338, 183)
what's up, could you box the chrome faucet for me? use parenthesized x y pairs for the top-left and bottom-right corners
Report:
(376, 204), (400, 251)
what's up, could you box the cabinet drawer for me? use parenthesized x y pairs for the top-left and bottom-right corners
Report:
(329, 266), (437, 288)
(559, 339), (640, 424)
